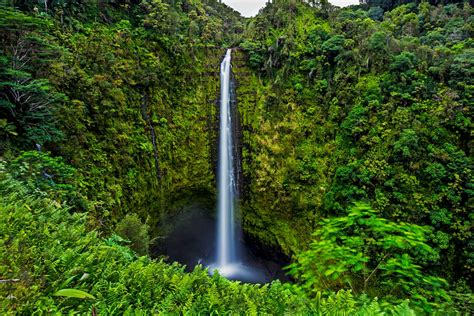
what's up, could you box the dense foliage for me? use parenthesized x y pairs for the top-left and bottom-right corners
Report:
(287, 203), (449, 312)
(0, 1), (244, 227)
(239, 0), (472, 289)
(359, 0), (466, 11)
(1, 0), (472, 314)
(1, 166), (421, 314)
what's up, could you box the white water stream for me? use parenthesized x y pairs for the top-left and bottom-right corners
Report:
(216, 49), (238, 272)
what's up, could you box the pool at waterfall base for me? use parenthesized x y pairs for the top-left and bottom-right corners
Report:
(151, 203), (290, 284)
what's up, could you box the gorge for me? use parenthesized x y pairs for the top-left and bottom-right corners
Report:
(1, 1), (472, 314)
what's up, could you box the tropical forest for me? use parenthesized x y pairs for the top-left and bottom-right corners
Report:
(0, 0), (472, 314)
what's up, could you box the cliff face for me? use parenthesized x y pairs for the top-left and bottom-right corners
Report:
(232, 49), (315, 255)
(55, 44), (227, 227)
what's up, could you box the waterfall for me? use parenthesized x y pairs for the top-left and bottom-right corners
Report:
(208, 49), (268, 282)
(216, 49), (238, 270)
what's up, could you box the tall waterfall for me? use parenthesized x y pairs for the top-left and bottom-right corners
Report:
(208, 49), (270, 282)
(216, 49), (238, 271)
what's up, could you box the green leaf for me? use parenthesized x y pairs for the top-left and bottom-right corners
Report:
(59, 275), (77, 289)
(53, 289), (95, 300)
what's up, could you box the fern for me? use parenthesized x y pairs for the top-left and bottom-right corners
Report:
(389, 300), (416, 316)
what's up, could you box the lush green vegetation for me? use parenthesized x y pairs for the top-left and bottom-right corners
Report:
(1, 0), (472, 314)
(239, 0), (472, 301)
(360, 0), (466, 11)
(2, 163), (422, 314)
(287, 203), (449, 311)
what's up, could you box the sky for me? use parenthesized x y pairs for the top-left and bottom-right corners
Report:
(222, 1), (360, 17)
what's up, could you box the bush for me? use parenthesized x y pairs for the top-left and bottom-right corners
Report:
(116, 213), (150, 256)
(287, 203), (450, 313)
(4, 151), (88, 210)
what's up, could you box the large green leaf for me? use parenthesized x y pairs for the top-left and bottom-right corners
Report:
(53, 289), (95, 300)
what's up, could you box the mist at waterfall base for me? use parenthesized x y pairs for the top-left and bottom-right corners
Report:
(153, 204), (289, 283)
(153, 50), (289, 283)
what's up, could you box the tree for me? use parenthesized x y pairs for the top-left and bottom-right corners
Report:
(361, 1), (466, 12)
(140, 0), (171, 34)
(0, 8), (64, 147)
(367, 6), (384, 21)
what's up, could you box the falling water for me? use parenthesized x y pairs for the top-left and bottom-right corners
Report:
(209, 49), (265, 281)
(215, 49), (238, 273)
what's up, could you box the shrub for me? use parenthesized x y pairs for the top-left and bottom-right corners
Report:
(116, 213), (150, 256)
(287, 203), (450, 312)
